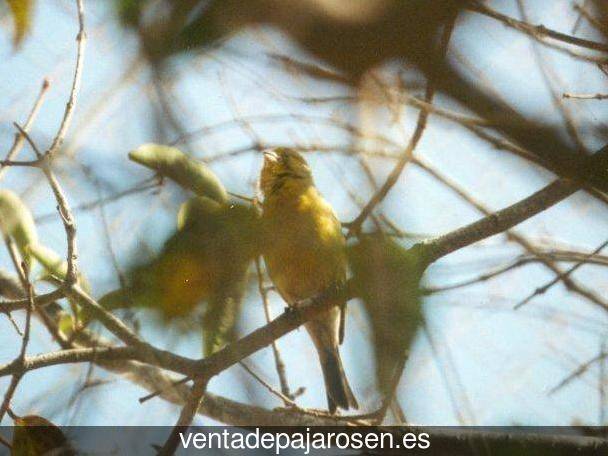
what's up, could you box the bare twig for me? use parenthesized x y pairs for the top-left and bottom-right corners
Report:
(573, 1), (605, 34)
(34, 178), (159, 224)
(15, 122), (80, 286)
(600, 341), (607, 425)
(422, 258), (532, 294)
(550, 351), (608, 395)
(0, 239), (35, 423)
(255, 257), (294, 402)
(414, 157), (608, 312)
(47, 0), (86, 157)
(421, 179), (580, 265)
(468, 1), (608, 53)
(239, 361), (300, 407)
(0, 347), (139, 377)
(516, 0), (587, 155)
(572, 0), (591, 34)
(0, 79), (50, 181)
(347, 13), (456, 236)
(422, 323), (469, 425)
(514, 237), (608, 309)
(0, 289), (66, 313)
(563, 92), (608, 100)
(158, 378), (208, 456)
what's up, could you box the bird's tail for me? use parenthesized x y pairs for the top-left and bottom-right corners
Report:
(319, 347), (359, 413)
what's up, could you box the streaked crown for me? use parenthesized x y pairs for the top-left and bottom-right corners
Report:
(260, 147), (313, 196)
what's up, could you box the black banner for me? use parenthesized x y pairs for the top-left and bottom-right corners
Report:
(1, 426), (607, 455)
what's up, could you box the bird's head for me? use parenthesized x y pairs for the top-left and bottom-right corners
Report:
(260, 147), (313, 197)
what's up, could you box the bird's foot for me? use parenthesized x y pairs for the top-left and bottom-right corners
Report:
(283, 305), (296, 315)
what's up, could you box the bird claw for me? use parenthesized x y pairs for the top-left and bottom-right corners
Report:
(283, 305), (296, 315)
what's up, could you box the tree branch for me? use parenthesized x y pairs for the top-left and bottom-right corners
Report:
(347, 13), (456, 235)
(0, 79), (49, 181)
(468, 1), (608, 53)
(419, 179), (579, 265)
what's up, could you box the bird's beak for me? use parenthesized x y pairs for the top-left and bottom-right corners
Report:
(263, 150), (279, 163)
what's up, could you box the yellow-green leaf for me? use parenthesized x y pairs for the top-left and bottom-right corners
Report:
(26, 243), (64, 279)
(177, 196), (222, 230)
(12, 414), (73, 456)
(6, 0), (34, 47)
(26, 243), (90, 292)
(129, 143), (228, 203)
(0, 190), (37, 269)
(348, 235), (425, 395)
(94, 201), (259, 353)
(202, 287), (243, 357)
(57, 312), (76, 337)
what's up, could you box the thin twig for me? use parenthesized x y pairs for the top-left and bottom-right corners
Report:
(550, 352), (608, 394)
(34, 178), (159, 224)
(414, 157), (608, 312)
(0, 288), (66, 313)
(422, 257), (532, 294)
(516, 0), (587, 155)
(0, 78), (50, 181)
(47, 0), (86, 157)
(239, 361), (300, 408)
(347, 13), (456, 236)
(0, 239), (34, 423)
(15, 123), (80, 287)
(514, 237), (608, 309)
(600, 340), (606, 425)
(421, 179), (581, 265)
(255, 257), (294, 401)
(158, 378), (208, 456)
(573, 1), (604, 34)
(0, 347), (140, 377)
(422, 322), (469, 425)
(138, 376), (190, 404)
(571, 0), (590, 34)
(563, 92), (608, 100)
(469, 1), (608, 53)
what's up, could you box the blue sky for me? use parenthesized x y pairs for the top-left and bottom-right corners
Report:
(1, 0), (608, 429)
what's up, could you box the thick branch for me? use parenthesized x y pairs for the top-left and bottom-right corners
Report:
(420, 179), (579, 264)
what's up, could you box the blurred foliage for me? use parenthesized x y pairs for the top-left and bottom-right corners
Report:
(4, 0), (34, 47)
(129, 143), (228, 203)
(100, 146), (260, 355)
(100, 197), (259, 336)
(26, 243), (90, 292)
(349, 235), (426, 395)
(26, 242), (91, 336)
(0, 269), (23, 299)
(0, 190), (37, 270)
(115, 0), (143, 27)
(113, 0), (462, 77)
(113, 0), (608, 194)
(11, 415), (74, 456)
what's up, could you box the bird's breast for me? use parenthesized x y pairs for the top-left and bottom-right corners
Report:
(262, 188), (346, 303)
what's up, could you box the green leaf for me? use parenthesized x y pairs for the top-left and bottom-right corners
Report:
(26, 242), (90, 292)
(12, 415), (72, 455)
(0, 189), (37, 269)
(177, 195), (222, 230)
(348, 235), (426, 395)
(6, 0), (35, 47)
(202, 282), (245, 357)
(26, 242), (64, 279)
(96, 200), (259, 356)
(114, 0), (145, 27)
(129, 143), (228, 203)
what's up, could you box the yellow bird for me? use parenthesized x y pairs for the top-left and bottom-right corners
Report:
(260, 147), (358, 413)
